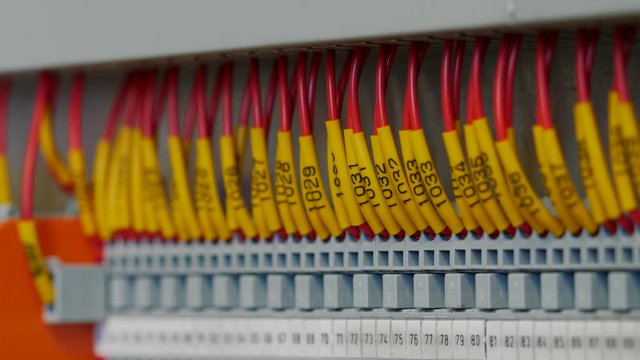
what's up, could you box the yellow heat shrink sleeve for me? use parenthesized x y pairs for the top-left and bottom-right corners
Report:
(129, 128), (151, 235)
(326, 120), (365, 228)
(506, 127), (517, 154)
(378, 126), (435, 232)
(473, 118), (525, 228)
(92, 140), (111, 240)
(575, 102), (620, 221)
(17, 220), (55, 305)
(351, 131), (402, 236)
(532, 125), (580, 234)
(234, 124), (248, 171)
(168, 136), (202, 240)
(409, 130), (464, 234)
(343, 129), (385, 234)
(69, 149), (96, 237)
(220, 135), (257, 238)
(617, 100), (640, 202)
(250, 128), (281, 236)
(574, 108), (606, 225)
(398, 130), (447, 234)
(39, 108), (73, 191)
(106, 126), (132, 235)
(195, 138), (231, 240)
(275, 131), (313, 236)
(442, 130), (481, 232)
(0, 155), (10, 205)
(299, 134), (342, 239)
(608, 91), (638, 212)
(463, 123), (506, 232)
(141, 137), (176, 239)
(370, 133), (419, 234)
(541, 127), (598, 234)
(324, 137), (351, 232)
(495, 140), (563, 236)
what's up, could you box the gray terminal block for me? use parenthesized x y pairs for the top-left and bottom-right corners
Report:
(508, 273), (540, 310)
(382, 274), (413, 309)
(160, 275), (184, 310)
(133, 276), (158, 310)
(44, 257), (106, 323)
(267, 274), (294, 309)
(445, 273), (475, 309)
(541, 272), (574, 310)
(353, 274), (382, 309)
(575, 272), (608, 310)
(213, 275), (238, 308)
(608, 272), (640, 311)
(413, 273), (444, 309)
(185, 274), (212, 310)
(240, 275), (267, 309)
(475, 273), (507, 309)
(108, 276), (129, 311)
(295, 275), (323, 310)
(323, 274), (353, 309)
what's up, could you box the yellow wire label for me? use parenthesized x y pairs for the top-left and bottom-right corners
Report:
(168, 136), (202, 240)
(473, 118), (525, 228)
(220, 135), (256, 238)
(617, 101), (640, 203)
(141, 137), (176, 239)
(608, 91), (638, 213)
(250, 128), (281, 236)
(69, 149), (96, 237)
(39, 108), (72, 191)
(194, 138), (230, 240)
(350, 131), (401, 236)
(409, 130), (464, 234)
(0, 154), (11, 205)
(442, 130), (484, 232)
(343, 129), (385, 234)
(275, 131), (312, 236)
(299, 134), (342, 239)
(371, 133), (418, 234)
(92, 140), (111, 239)
(106, 126), (132, 235)
(326, 120), (365, 228)
(17, 220), (54, 305)
(495, 139), (563, 236)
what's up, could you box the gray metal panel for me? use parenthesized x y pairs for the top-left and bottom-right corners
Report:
(0, 0), (639, 73)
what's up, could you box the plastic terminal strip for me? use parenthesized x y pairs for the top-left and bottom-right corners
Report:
(96, 314), (640, 359)
(44, 257), (106, 323)
(103, 231), (640, 315)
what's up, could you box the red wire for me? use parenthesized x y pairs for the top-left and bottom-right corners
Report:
(584, 30), (598, 95)
(307, 53), (322, 126)
(408, 42), (429, 130)
(263, 61), (278, 132)
(336, 52), (354, 117)
(0, 80), (9, 155)
(141, 71), (158, 137)
(576, 30), (590, 102)
(22, 73), (54, 219)
(441, 40), (456, 132)
(347, 48), (369, 133)
(206, 66), (224, 133)
(403, 44), (419, 130)
(493, 36), (510, 141)
(102, 74), (132, 141)
(278, 56), (292, 132)
(222, 63), (235, 136)
(374, 45), (390, 130)
(505, 35), (522, 130)
(249, 58), (264, 129)
(467, 37), (489, 122)
(68, 73), (85, 150)
(296, 53), (313, 136)
(614, 26), (634, 102)
(452, 40), (466, 121)
(191, 65), (210, 138)
(165, 67), (181, 137)
(326, 50), (338, 120)
(535, 31), (556, 129)
(182, 72), (199, 140)
(150, 71), (168, 136)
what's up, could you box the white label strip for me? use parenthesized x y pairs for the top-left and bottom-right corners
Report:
(96, 315), (638, 359)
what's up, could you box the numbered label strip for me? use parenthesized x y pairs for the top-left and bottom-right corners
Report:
(96, 316), (639, 359)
